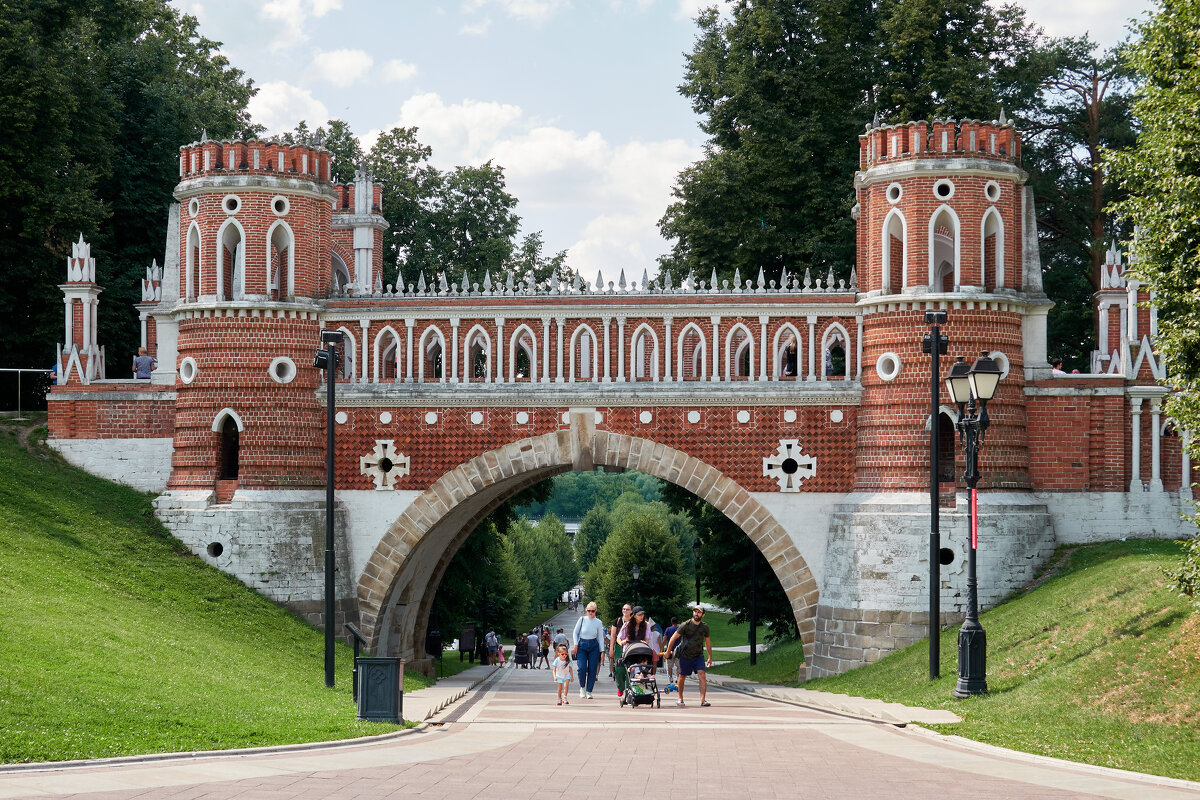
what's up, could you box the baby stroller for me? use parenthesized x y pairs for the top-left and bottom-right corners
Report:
(620, 641), (661, 708)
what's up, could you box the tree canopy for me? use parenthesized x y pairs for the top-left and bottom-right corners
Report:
(0, 0), (255, 373)
(584, 503), (688, 625)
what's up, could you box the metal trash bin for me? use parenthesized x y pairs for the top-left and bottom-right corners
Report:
(355, 657), (404, 723)
(425, 628), (442, 659)
(459, 623), (476, 662)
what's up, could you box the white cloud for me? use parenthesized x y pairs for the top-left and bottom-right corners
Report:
(380, 91), (699, 279)
(396, 92), (524, 162)
(382, 59), (418, 82)
(675, 0), (721, 20)
(311, 49), (374, 86)
(462, 0), (571, 23)
(459, 18), (492, 35)
(258, 0), (343, 50)
(248, 80), (329, 134)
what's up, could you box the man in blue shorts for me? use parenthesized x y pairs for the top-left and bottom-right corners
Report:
(662, 606), (713, 707)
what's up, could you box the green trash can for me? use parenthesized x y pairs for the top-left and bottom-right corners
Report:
(356, 657), (403, 723)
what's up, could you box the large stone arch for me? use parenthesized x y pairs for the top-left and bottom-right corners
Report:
(357, 414), (820, 674)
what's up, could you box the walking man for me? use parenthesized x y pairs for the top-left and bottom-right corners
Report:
(663, 606), (713, 707)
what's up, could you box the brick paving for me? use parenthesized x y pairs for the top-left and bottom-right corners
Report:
(3, 655), (1199, 800)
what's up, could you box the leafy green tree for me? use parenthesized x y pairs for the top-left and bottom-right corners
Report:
(585, 504), (687, 624)
(429, 520), (531, 639)
(537, 514), (578, 598)
(1107, 0), (1200, 603)
(1023, 38), (1136, 369)
(288, 119), (364, 184)
(661, 483), (799, 640)
(574, 507), (612, 572)
(366, 126), (438, 290)
(0, 0), (253, 373)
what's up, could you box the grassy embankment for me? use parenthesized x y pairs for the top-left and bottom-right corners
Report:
(0, 418), (432, 764)
(710, 538), (1200, 781)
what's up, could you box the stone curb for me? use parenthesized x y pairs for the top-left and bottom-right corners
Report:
(902, 724), (1200, 792)
(704, 673), (961, 725)
(0, 666), (501, 775)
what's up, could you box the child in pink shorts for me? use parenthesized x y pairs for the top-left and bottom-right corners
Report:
(552, 643), (574, 705)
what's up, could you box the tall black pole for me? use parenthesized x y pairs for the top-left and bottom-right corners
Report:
(749, 553), (758, 666)
(923, 312), (947, 680)
(954, 396), (988, 697)
(324, 340), (336, 688)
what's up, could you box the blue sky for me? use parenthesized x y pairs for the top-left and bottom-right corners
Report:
(171, 0), (1151, 282)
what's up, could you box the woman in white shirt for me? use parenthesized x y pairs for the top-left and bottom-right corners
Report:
(571, 602), (606, 699)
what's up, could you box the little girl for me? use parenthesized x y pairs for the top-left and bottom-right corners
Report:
(552, 643), (574, 705)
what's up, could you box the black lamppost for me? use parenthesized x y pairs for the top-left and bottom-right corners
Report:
(922, 310), (948, 680)
(313, 329), (344, 688)
(692, 539), (701, 607)
(944, 351), (1002, 698)
(631, 564), (640, 604)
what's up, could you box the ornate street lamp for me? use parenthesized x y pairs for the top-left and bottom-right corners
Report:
(944, 352), (1002, 697)
(631, 564), (641, 604)
(313, 329), (343, 688)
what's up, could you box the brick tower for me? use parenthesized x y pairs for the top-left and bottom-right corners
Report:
(853, 118), (1045, 492)
(168, 136), (339, 493)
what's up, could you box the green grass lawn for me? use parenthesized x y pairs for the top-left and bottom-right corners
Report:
(710, 538), (1200, 781)
(0, 421), (431, 763)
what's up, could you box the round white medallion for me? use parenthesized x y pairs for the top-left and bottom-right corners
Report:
(424, 411), (438, 425)
(783, 409), (797, 423)
(875, 352), (902, 382)
(335, 411), (348, 424)
(178, 357), (198, 384)
(687, 410), (701, 424)
(830, 409), (845, 423)
(471, 411), (485, 425)
(736, 410), (751, 424)
(639, 411), (653, 424)
(267, 356), (296, 384)
(378, 411), (392, 424)
(516, 411), (530, 425)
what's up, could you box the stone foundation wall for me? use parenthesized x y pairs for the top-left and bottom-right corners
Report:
(809, 605), (959, 677)
(154, 489), (359, 636)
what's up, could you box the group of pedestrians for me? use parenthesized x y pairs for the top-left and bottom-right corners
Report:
(563, 600), (713, 707)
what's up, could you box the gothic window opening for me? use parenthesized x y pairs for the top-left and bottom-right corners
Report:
(938, 412), (956, 483)
(930, 207), (958, 291)
(269, 223), (293, 299)
(219, 417), (239, 481)
(778, 333), (799, 379)
(731, 330), (752, 379)
(982, 210), (1003, 290)
(381, 340), (398, 381)
(424, 337), (443, 381)
(332, 254), (351, 295)
(469, 339), (488, 381)
(573, 327), (596, 381)
(632, 326), (657, 380)
(219, 222), (243, 301)
(186, 224), (200, 300)
(514, 331), (534, 381)
(883, 211), (905, 291)
(680, 326), (705, 380)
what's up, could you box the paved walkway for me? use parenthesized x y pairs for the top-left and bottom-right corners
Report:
(2, 608), (1197, 799)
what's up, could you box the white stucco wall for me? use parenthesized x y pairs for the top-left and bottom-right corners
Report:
(48, 437), (174, 492)
(337, 489), (421, 584)
(752, 491), (843, 589)
(1036, 491), (1197, 543)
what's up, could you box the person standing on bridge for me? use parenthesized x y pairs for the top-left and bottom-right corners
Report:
(663, 606), (713, 707)
(572, 602), (605, 699)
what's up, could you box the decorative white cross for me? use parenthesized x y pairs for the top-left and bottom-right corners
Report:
(763, 440), (816, 492)
(360, 440), (410, 490)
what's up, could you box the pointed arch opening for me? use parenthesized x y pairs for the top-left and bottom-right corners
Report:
(373, 326), (402, 383)
(929, 205), (960, 291)
(981, 208), (1004, 290)
(509, 325), (538, 383)
(725, 323), (755, 380)
(465, 326), (492, 383)
(267, 220), (295, 300)
(772, 324), (802, 380)
(630, 323), (659, 381)
(332, 253), (351, 296)
(211, 408), (244, 482)
(419, 326), (445, 383)
(678, 323), (707, 381)
(882, 208), (906, 291)
(569, 324), (598, 382)
(821, 323), (851, 381)
(335, 326), (357, 382)
(185, 222), (201, 301)
(217, 219), (245, 301)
